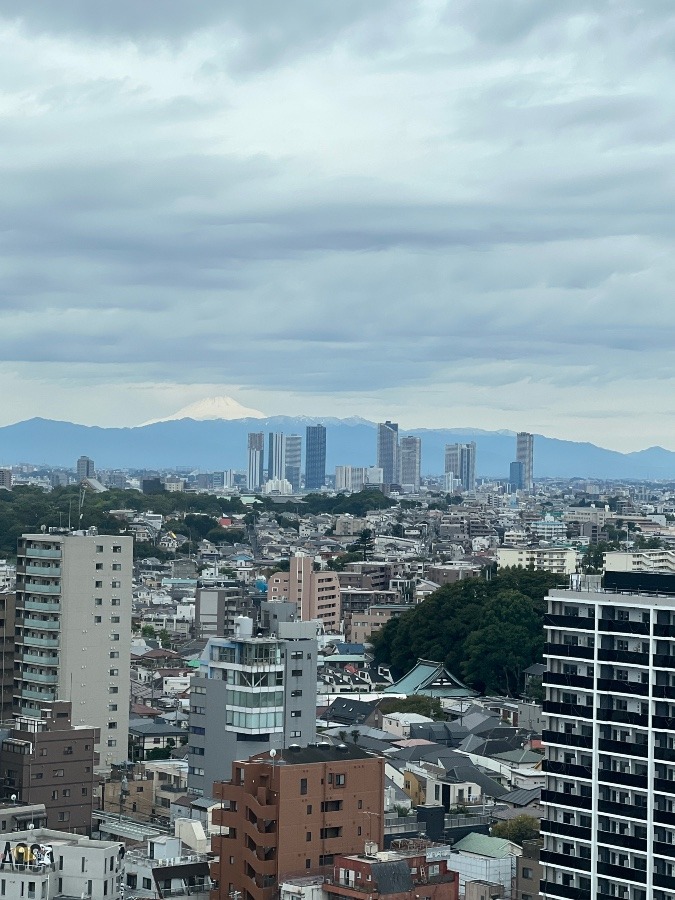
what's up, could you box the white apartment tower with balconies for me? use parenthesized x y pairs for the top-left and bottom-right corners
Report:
(14, 532), (133, 768)
(542, 586), (675, 900)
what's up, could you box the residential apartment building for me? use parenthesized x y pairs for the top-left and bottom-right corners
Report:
(497, 547), (577, 576)
(399, 436), (422, 491)
(324, 847), (459, 900)
(377, 421), (399, 486)
(0, 701), (98, 833)
(305, 425), (327, 491)
(14, 532), (133, 767)
(335, 467), (366, 494)
(0, 469), (12, 490)
(187, 616), (317, 796)
(0, 827), (124, 899)
(248, 433), (265, 492)
(0, 591), (15, 719)
(541, 587), (675, 900)
(268, 555), (341, 632)
(516, 432), (534, 492)
(211, 744), (385, 900)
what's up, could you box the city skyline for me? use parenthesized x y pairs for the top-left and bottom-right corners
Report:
(1, 6), (675, 451)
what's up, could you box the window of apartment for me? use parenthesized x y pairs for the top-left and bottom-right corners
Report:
(291, 669), (303, 677)
(305, 860), (311, 870)
(111, 581), (121, 589)
(358, 800), (363, 809)
(306, 832), (312, 842)
(109, 686), (119, 694)
(111, 598), (120, 606)
(58, 812), (70, 822)
(94, 616), (102, 624)
(522, 867), (533, 879)
(63, 746), (73, 755)
(96, 546), (104, 553)
(112, 563), (121, 571)
(96, 563), (103, 570)
(111, 616), (120, 623)
(143, 879), (152, 891)
(306, 805), (312, 814)
(82, 788), (88, 796)
(319, 855), (334, 866)
(107, 739), (117, 748)
(53, 769), (64, 777)
(291, 690), (303, 697)
(110, 651), (119, 659)
(112, 545), (122, 553)
(109, 668), (118, 676)
(109, 722), (117, 730)
(95, 598), (103, 606)
(300, 778), (308, 795)
(39, 748), (47, 756)
(291, 711), (301, 718)
(291, 651), (303, 659)
(31, 772), (43, 780)
(358, 826), (362, 836)
(111, 634), (120, 642)
(334, 774), (346, 786)
(290, 731), (301, 738)
(320, 827), (342, 839)
(63, 789), (71, 797)
(95, 581), (103, 589)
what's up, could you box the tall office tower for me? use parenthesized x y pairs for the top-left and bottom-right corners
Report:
(76, 456), (94, 481)
(517, 431), (534, 491)
(444, 442), (476, 491)
(187, 612), (317, 796)
(267, 432), (286, 481)
(247, 432), (265, 491)
(541, 586), (675, 900)
(377, 420), (399, 485)
(284, 434), (302, 493)
(399, 435), (422, 490)
(305, 424), (326, 491)
(509, 460), (524, 491)
(14, 532), (132, 767)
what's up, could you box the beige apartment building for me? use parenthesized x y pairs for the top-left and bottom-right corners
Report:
(267, 555), (341, 632)
(497, 547), (577, 576)
(14, 532), (133, 768)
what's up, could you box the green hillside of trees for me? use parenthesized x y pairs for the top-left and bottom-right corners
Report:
(371, 568), (563, 695)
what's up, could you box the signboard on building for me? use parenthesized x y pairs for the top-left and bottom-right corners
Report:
(0, 841), (55, 872)
(426, 846), (453, 862)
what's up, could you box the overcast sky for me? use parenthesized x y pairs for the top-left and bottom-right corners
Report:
(1, 1), (674, 450)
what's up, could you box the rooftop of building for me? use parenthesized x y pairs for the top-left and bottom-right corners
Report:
(249, 742), (377, 766)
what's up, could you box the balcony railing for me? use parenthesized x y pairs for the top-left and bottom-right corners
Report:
(23, 599), (61, 613)
(23, 547), (61, 559)
(21, 635), (59, 648)
(24, 565), (61, 577)
(22, 618), (60, 631)
(21, 671), (58, 685)
(23, 582), (61, 595)
(598, 619), (649, 635)
(542, 730), (593, 749)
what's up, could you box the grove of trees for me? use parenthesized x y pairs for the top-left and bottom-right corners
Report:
(371, 567), (562, 695)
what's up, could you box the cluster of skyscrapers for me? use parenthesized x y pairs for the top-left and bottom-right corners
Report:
(375, 421), (422, 490)
(247, 425), (326, 492)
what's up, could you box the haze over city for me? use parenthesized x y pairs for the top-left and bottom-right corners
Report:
(1, 3), (675, 450)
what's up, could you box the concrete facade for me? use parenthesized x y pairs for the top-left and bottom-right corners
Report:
(187, 618), (318, 797)
(15, 532), (133, 767)
(268, 556), (341, 633)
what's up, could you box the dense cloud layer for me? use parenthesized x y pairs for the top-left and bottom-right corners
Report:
(1, 1), (674, 448)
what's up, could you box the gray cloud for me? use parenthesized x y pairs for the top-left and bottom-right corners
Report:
(1, 2), (675, 447)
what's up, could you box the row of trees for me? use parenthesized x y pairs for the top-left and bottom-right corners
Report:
(371, 568), (562, 695)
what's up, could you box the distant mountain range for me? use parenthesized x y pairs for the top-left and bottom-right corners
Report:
(2, 415), (675, 480)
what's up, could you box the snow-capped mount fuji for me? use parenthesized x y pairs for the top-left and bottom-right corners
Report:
(143, 395), (265, 425)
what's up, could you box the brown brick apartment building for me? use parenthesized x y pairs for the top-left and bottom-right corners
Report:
(325, 847), (459, 900)
(0, 701), (99, 833)
(211, 744), (385, 900)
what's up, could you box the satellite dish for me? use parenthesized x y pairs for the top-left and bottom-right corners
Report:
(28, 823), (34, 830)
(269, 748), (277, 758)
(10, 794), (16, 802)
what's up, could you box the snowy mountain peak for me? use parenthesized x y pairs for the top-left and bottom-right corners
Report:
(143, 395), (266, 425)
